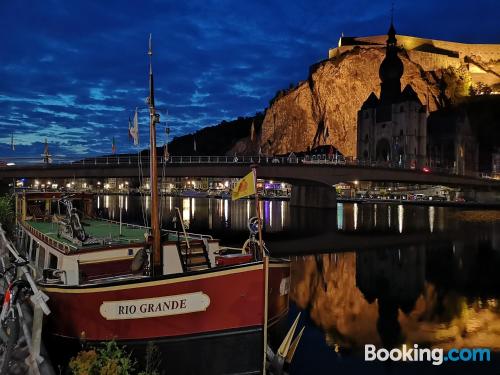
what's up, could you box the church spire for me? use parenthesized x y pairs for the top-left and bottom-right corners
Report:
(378, 10), (403, 104)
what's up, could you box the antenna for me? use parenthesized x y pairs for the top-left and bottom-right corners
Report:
(148, 33), (155, 108)
(390, 0), (395, 25)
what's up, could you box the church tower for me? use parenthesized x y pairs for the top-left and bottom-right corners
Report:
(356, 20), (428, 168)
(379, 21), (403, 104)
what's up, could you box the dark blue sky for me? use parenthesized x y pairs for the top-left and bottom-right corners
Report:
(1, 0), (498, 158)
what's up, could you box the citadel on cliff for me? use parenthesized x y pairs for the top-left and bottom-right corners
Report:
(256, 20), (500, 174)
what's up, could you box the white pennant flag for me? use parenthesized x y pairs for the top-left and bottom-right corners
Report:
(130, 107), (140, 146)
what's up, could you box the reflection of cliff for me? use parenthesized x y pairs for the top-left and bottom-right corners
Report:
(291, 246), (500, 352)
(291, 253), (380, 348)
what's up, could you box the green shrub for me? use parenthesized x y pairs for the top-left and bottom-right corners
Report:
(69, 341), (135, 375)
(0, 194), (15, 237)
(68, 350), (98, 375)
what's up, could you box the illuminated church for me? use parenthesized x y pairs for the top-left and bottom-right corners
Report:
(356, 22), (428, 168)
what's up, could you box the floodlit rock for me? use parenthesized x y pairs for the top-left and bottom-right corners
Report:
(260, 47), (461, 157)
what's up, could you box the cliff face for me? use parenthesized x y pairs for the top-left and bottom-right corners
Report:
(260, 47), (463, 157)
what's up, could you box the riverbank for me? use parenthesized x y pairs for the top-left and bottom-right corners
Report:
(338, 197), (500, 209)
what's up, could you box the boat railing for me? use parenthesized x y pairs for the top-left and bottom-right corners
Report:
(20, 220), (78, 253)
(95, 217), (213, 241)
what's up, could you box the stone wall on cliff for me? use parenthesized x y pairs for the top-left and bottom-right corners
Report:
(260, 47), (466, 158)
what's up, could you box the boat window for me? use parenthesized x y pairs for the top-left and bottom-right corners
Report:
(49, 253), (58, 269)
(38, 246), (46, 269)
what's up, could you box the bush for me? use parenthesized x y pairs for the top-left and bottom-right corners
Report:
(69, 350), (98, 375)
(0, 194), (15, 237)
(69, 341), (135, 375)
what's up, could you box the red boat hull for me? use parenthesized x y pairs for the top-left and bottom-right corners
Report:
(42, 261), (289, 342)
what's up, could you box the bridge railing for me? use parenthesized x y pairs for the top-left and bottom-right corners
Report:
(0, 155), (485, 178)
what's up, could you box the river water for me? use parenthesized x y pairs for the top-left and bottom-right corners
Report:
(95, 195), (500, 374)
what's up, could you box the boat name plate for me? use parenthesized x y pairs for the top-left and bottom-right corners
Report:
(99, 291), (210, 320)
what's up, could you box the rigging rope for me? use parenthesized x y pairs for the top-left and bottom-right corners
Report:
(159, 143), (168, 229)
(137, 149), (149, 229)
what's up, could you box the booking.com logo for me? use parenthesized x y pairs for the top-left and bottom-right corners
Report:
(365, 344), (491, 366)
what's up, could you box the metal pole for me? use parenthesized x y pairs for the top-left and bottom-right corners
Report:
(252, 167), (268, 374)
(148, 35), (161, 275)
(119, 201), (123, 236)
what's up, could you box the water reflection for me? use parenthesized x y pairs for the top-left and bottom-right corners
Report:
(94, 195), (294, 234)
(94, 195), (456, 238)
(290, 236), (500, 352)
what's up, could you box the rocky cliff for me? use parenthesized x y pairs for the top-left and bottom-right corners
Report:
(260, 47), (473, 157)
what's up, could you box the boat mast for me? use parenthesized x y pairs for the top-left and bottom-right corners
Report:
(148, 34), (161, 274)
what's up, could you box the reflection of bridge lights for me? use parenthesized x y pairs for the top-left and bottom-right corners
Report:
(398, 204), (404, 233)
(268, 201), (273, 228)
(429, 206), (435, 233)
(337, 203), (344, 230)
(388, 206), (391, 228)
(374, 204), (377, 227)
(191, 198), (195, 217)
(353, 203), (358, 230)
(182, 198), (190, 223)
(224, 199), (229, 222)
(208, 199), (212, 230)
(281, 201), (285, 228)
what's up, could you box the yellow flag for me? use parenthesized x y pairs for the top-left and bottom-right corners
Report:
(232, 171), (256, 200)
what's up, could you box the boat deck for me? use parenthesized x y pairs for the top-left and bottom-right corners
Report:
(22, 217), (211, 253)
(26, 219), (148, 249)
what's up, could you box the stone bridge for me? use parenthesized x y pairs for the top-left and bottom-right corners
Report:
(1, 155), (499, 207)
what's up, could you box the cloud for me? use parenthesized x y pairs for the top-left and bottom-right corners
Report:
(0, 0), (498, 157)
